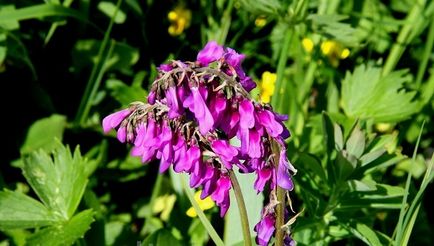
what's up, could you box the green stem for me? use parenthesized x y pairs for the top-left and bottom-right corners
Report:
(271, 140), (286, 246)
(74, 0), (122, 125)
(382, 0), (426, 76)
(181, 174), (225, 246)
(415, 12), (434, 88)
(271, 27), (293, 111)
(216, 0), (234, 45)
(228, 170), (252, 246)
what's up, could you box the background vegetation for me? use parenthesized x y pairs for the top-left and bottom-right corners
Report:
(0, 0), (433, 245)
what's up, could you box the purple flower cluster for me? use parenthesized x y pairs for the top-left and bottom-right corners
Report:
(102, 41), (296, 245)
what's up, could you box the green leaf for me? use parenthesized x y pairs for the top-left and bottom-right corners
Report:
(97, 1), (126, 24)
(298, 152), (327, 181)
(308, 14), (360, 45)
(188, 218), (209, 246)
(224, 172), (263, 245)
(341, 64), (419, 122)
(106, 79), (147, 106)
(348, 222), (383, 246)
(0, 190), (59, 230)
(345, 126), (365, 159)
(0, 5), (20, 30)
(322, 112), (335, 154)
(0, 4), (88, 24)
(27, 209), (94, 246)
(142, 228), (182, 246)
(239, 0), (283, 16)
(22, 143), (90, 219)
(72, 40), (139, 74)
(20, 115), (66, 154)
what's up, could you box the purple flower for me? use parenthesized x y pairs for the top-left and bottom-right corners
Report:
(209, 92), (227, 127)
(254, 214), (275, 246)
(257, 110), (283, 137)
(158, 63), (173, 72)
(239, 99), (255, 129)
(240, 76), (256, 92)
(211, 175), (231, 217)
(224, 47), (245, 68)
(220, 109), (240, 138)
(185, 87), (214, 134)
(102, 109), (131, 133)
(254, 168), (272, 193)
(277, 150), (294, 191)
(166, 86), (183, 118)
(147, 91), (156, 104)
(211, 140), (239, 169)
(197, 41), (224, 65)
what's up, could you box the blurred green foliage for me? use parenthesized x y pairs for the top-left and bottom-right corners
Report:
(0, 0), (433, 245)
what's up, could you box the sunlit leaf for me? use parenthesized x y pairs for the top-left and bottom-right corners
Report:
(341, 64), (419, 122)
(97, 1), (126, 24)
(20, 115), (66, 154)
(26, 209), (94, 246)
(22, 143), (91, 219)
(0, 190), (59, 230)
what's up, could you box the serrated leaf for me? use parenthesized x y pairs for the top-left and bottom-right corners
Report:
(26, 209), (94, 246)
(106, 79), (147, 106)
(22, 143), (90, 219)
(20, 115), (66, 154)
(346, 126), (365, 159)
(0, 190), (59, 230)
(239, 0), (283, 16)
(97, 1), (126, 24)
(341, 64), (419, 122)
(308, 14), (360, 45)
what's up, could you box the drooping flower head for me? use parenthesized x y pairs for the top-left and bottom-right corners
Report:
(102, 41), (297, 245)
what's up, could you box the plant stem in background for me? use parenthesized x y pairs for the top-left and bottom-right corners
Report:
(415, 12), (434, 89)
(75, 0), (122, 125)
(272, 27), (292, 112)
(382, 0), (426, 76)
(229, 170), (252, 246)
(181, 174), (225, 246)
(216, 0), (234, 45)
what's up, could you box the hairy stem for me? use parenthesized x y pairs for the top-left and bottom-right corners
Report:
(271, 140), (286, 246)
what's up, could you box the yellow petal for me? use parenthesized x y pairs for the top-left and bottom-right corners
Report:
(168, 11), (178, 21)
(302, 38), (314, 53)
(186, 207), (197, 217)
(255, 17), (267, 27)
(340, 48), (350, 59)
(321, 40), (335, 56)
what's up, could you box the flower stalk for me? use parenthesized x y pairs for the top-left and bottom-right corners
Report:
(229, 170), (252, 246)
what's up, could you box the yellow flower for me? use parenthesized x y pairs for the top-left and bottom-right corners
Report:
(153, 194), (177, 221)
(302, 38), (314, 53)
(320, 40), (350, 66)
(260, 71), (277, 103)
(186, 190), (215, 217)
(255, 16), (267, 27)
(168, 6), (191, 36)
